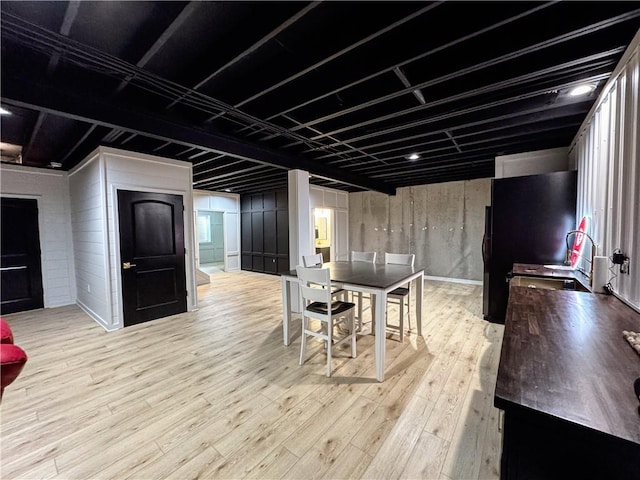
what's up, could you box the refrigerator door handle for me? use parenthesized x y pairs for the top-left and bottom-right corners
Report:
(482, 235), (488, 264)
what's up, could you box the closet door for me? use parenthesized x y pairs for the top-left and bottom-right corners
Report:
(0, 198), (44, 314)
(240, 190), (289, 274)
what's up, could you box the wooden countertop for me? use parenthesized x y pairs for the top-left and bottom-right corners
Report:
(495, 286), (640, 445)
(512, 263), (592, 291)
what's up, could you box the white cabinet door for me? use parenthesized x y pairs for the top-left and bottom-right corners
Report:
(335, 209), (349, 261)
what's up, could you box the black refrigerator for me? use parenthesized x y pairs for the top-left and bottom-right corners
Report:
(483, 170), (577, 323)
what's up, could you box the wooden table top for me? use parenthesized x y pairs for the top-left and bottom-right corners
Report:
(495, 286), (640, 445)
(282, 261), (424, 290)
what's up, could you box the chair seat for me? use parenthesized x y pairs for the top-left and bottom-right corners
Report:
(307, 300), (356, 315)
(389, 287), (410, 297)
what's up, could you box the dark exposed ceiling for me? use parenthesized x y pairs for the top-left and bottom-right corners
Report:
(1, 1), (639, 195)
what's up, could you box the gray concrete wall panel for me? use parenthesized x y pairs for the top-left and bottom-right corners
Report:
(349, 179), (490, 281)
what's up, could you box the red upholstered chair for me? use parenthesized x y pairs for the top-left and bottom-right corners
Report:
(1, 318), (14, 344)
(0, 318), (28, 400)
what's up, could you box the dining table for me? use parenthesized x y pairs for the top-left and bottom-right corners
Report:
(281, 261), (425, 382)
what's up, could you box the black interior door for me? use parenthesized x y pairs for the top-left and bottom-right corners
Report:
(117, 190), (187, 326)
(1, 198), (44, 314)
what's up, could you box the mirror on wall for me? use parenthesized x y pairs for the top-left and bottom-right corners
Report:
(315, 217), (327, 241)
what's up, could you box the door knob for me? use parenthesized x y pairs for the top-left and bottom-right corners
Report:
(122, 262), (137, 269)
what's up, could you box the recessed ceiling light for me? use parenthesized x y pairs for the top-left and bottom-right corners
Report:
(224, 188), (231, 192)
(569, 84), (595, 97)
(49, 162), (62, 168)
(407, 153), (420, 161)
(0, 107), (11, 115)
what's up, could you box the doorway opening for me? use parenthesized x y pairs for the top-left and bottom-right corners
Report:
(313, 208), (333, 261)
(197, 210), (224, 275)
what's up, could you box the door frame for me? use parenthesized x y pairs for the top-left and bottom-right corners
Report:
(0, 193), (47, 307)
(195, 208), (227, 272)
(110, 183), (197, 328)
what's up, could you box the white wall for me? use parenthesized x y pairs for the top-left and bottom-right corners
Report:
(68, 154), (111, 327)
(0, 164), (76, 308)
(495, 146), (570, 178)
(569, 30), (640, 310)
(103, 148), (196, 328)
(193, 190), (241, 271)
(69, 146), (196, 330)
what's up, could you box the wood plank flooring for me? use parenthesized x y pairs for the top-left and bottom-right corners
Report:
(0, 271), (504, 480)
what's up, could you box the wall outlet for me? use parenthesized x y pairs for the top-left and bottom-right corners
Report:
(87, 284), (91, 292)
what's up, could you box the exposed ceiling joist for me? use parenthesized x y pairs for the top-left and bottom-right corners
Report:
(2, 1), (638, 195)
(46, 0), (81, 75)
(114, 1), (199, 95)
(393, 67), (426, 105)
(241, 2), (555, 134)
(1, 75), (396, 195)
(220, 2), (442, 111)
(169, 1), (321, 110)
(21, 112), (46, 163)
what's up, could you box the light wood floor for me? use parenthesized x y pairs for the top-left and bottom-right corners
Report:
(0, 271), (504, 480)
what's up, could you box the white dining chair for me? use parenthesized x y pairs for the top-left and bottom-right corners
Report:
(296, 266), (357, 377)
(302, 253), (346, 301)
(385, 252), (415, 342)
(302, 253), (323, 267)
(350, 250), (377, 330)
(351, 251), (377, 263)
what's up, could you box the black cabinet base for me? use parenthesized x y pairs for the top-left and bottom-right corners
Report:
(500, 408), (640, 480)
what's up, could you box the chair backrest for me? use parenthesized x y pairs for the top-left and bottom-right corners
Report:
(351, 251), (377, 263)
(302, 253), (323, 267)
(385, 252), (415, 267)
(296, 266), (332, 305)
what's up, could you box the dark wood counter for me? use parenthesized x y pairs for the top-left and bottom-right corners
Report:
(495, 285), (640, 479)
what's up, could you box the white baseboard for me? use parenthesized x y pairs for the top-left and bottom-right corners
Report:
(76, 300), (118, 332)
(424, 275), (483, 286)
(44, 299), (75, 309)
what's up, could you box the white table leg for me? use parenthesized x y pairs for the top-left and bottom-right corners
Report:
(282, 276), (292, 346)
(416, 273), (423, 337)
(371, 292), (376, 327)
(375, 292), (386, 382)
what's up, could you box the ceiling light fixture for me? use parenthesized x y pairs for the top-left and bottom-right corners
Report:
(569, 84), (596, 97)
(407, 153), (420, 161)
(49, 162), (62, 168)
(0, 107), (11, 115)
